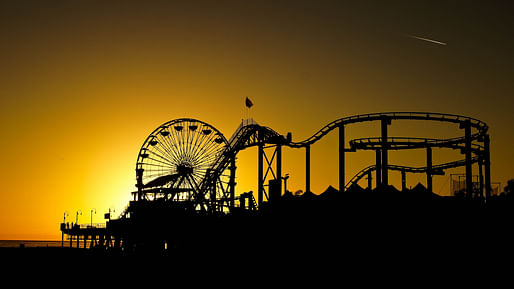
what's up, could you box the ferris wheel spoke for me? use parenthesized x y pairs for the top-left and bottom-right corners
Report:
(196, 149), (214, 163)
(191, 170), (207, 185)
(194, 152), (223, 170)
(186, 122), (196, 160)
(145, 156), (176, 169)
(188, 126), (202, 164)
(192, 152), (216, 171)
(148, 148), (178, 167)
(199, 135), (224, 157)
(139, 167), (176, 174)
(138, 162), (174, 171)
(150, 144), (180, 166)
(158, 128), (183, 164)
(159, 126), (178, 160)
(190, 124), (207, 153)
(192, 140), (218, 167)
(189, 125), (212, 162)
(169, 124), (187, 162)
(192, 151), (218, 165)
(183, 122), (193, 161)
(196, 124), (220, 154)
(201, 146), (225, 167)
(150, 134), (175, 161)
(146, 154), (176, 169)
(191, 133), (215, 158)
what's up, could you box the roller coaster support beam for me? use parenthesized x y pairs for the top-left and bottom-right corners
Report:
(401, 170), (406, 191)
(376, 149), (381, 189)
(367, 170), (372, 190)
(381, 117), (391, 189)
(229, 157), (236, 209)
(306, 145), (311, 193)
(276, 144), (282, 197)
(339, 125), (345, 193)
(478, 157), (484, 199)
(258, 143), (264, 207)
(484, 134), (491, 199)
(426, 146), (433, 193)
(461, 120), (473, 198)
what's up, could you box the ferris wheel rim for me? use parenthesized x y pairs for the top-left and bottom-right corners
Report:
(136, 118), (229, 170)
(135, 118), (231, 204)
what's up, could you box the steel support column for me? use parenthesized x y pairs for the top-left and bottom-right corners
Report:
(478, 157), (484, 199)
(258, 143), (264, 206)
(427, 146), (433, 193)
(306, 145), (311, 193)
(339, 125), (345, 193)
(381, 117), (390, 189)
(376, 149), (381, 189)
(229, 157), (236, 209)
(367, 170), (372, 190)
(401, 170), (406, 191)
(462, 121), (473, 198)
(276, 144), (282, 197)
(484, 134), (491, 199)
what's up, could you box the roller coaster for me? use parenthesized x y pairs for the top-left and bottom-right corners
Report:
(61, 111), (492, 252)
(133, 112), (490, 209)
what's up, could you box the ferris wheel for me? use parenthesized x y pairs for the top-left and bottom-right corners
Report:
(135, 119), (230, 205)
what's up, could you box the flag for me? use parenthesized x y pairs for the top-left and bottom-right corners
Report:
(245, 96), (253, 108)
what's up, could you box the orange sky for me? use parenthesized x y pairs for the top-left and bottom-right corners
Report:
(0, 1), (513, 240)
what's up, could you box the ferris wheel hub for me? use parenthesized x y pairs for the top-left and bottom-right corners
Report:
(177, 164), (194, 176)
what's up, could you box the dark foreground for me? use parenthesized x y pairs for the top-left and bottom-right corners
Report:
(4, 186), (514, 283)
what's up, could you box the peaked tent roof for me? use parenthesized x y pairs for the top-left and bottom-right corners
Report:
(299, 190), (318, 201)
(319, 185), (339, 199)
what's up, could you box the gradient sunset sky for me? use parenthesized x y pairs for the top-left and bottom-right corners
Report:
(1, 0), (513, 240)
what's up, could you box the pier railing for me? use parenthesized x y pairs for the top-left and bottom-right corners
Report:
(78, 223), (106, 229)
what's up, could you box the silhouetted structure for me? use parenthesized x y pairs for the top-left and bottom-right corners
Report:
(61, 112), (502, 258)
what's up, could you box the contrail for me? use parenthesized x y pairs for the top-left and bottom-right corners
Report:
(406, 34), (447, 46)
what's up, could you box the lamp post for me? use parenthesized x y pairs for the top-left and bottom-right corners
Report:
(106, 208), (115, 221)
(75, 210), (82, 227)
(282, 174), (290, 194)
(74, 210), (82, 248)
(62, 211), (69, 247)
(90, 208), (96, 228)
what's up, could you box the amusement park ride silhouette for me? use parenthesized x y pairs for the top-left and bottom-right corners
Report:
(61, 112), (495, 255)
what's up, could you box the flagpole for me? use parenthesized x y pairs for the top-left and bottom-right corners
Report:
(245, 96), (253, 126)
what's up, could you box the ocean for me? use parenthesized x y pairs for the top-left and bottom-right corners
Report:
(0, 240), (63, 248)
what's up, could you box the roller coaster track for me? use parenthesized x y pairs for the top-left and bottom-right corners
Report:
(191, 112), (489, 208)
(349, 137), (484, 153)
(197, 120), (282, 208)
(200, 112), (488, 203)
(288, 112), (488, 148)
(345, 156), (480, 190)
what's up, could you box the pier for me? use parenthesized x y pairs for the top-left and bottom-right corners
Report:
(61, 112), (495, 254)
